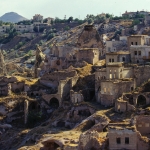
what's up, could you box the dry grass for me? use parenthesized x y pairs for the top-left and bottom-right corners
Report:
(14, 76), (38, 85)
(76, 63), (92, 76)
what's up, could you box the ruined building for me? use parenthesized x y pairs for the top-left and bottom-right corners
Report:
(108, 122), (149, 150)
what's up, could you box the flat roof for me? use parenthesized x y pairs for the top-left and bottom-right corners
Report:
(107, 62), (123, 67)
(106, 51), (130, 55)
(108, 122), (136, 131)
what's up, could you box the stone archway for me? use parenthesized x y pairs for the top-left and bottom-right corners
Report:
(137, 95), (146, 106)
(49, 97), (59, 108)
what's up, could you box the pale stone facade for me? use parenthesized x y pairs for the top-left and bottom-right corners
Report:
(130, 45), (150, 63)
(106, 51), (130, 64)
(108, 123), (149, 150)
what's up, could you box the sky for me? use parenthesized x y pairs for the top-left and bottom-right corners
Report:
(0, 0), (150, 19)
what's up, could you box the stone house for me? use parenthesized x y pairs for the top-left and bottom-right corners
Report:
(76, 48), (99, 65)
(106, 51), (130, 64)
(130, 45), (150, 64)
(14, 24), (33, 33)
(122, 11), (136, 18)
(108, 122), (149, 150)
(95, 62), (135, 106)
(106, 38), (128, 53)
(115, 95), (135, 112)
(127, 35), (149, 48)
(0, 25), (10, 35)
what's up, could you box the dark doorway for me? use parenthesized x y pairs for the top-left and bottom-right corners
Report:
(30, 93), (34, 96)
(49, 98), (59, 108)
(137, 95), (146, 106)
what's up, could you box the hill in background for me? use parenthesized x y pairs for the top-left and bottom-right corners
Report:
(0, 12), (28, 23)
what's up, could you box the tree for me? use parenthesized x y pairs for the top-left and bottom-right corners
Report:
(74, 18), (79, 22)
(47, 33), (55, 40)
(68, 16), (73, 23)
(106, 13), (113, 18)
(55, 17), (61, 23)
(88, 18), (93, 24)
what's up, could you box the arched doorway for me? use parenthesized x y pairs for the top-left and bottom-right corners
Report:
(137, 95), (146, 106)
(49, 98), (59, 108)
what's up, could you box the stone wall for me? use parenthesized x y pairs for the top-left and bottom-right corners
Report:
(115, 99), (135, 112)
(41, 70), (77, 82)
(11, 82), (25, 93)
(134, 65), (150, 87)
(42, 76), (79, 106)
(136, 115), (150, 135)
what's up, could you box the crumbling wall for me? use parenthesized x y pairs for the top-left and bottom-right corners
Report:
(99, 80), (134, 106)
(115, 99), (135, 112)
(136, 115), (150, 135)
(134, 65), (150, 87)
(11, 82), (25, 93)
(41, 70), (77, 82)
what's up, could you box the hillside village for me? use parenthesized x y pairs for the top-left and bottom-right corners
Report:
(1, 10), (150, 150)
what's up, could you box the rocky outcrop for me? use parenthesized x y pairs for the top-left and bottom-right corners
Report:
(77, 25), (103, 49)
(34, 46), (45, 77)
(0, 50), (6, 75)
(78, 130), (106, 150)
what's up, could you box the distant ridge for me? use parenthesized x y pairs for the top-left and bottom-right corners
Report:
(0, 12), (28, 23)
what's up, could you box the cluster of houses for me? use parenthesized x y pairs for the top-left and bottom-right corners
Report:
(0, 14), (54, 35)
